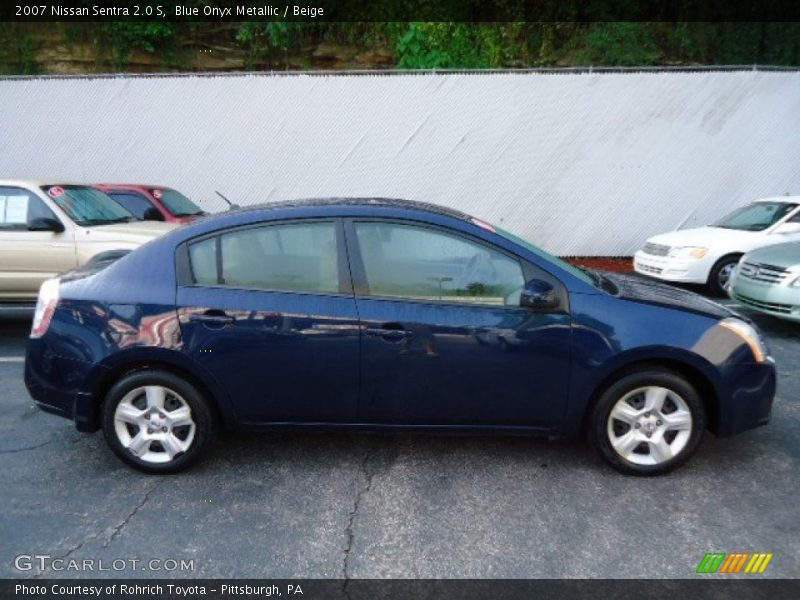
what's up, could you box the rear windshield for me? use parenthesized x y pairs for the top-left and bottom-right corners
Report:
(154, 189), (204, 217)
(43, 185), (134, 226)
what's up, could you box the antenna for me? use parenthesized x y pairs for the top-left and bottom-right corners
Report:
(215, 191), (239, 209)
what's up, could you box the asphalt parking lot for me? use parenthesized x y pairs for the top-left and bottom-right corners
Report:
(1, 296), (798, 580)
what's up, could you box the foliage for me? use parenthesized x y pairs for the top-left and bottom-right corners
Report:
(1, 20), (799, 74)
(575, 23), (662, 66)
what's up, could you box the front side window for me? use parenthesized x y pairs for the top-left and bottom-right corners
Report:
(188, 221), (339, 294)
(0, 187), (57, 231)
(42, 185), (134, 226)
(107, 191), (156, 220)
(714, 202), (798, 231)
(354, 222), (525, 306)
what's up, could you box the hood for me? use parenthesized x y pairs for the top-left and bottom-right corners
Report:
(646, 226), (762, 249)
(744, 241), (800, 271)
(601, 271), (739, 320)
(81, 221), (179, 243)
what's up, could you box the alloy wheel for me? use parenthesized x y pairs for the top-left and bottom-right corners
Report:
(717, 262), (735, 289)
(606, 386), (693, 466)
(113, 385), (196, 464)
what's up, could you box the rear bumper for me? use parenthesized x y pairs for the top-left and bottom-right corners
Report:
(24, 340), (101, 432)
(633, 251), (710, 284)
(713, 361), (776, 437)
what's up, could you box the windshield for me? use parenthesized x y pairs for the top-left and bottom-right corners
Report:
(153, 189), (204, 217)
(493, 225), (596, 287)
(714, 202), (798, 231)
(43, 186), (134, 226)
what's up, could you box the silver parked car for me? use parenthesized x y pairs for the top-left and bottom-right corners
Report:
(729, 241), (800, 323)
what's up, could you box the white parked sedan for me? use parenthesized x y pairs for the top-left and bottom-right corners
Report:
(634, 197), (800, 296)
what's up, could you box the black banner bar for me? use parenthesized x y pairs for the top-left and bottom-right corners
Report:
(4, 0), (800, 23)
(2, 579), (799, 600)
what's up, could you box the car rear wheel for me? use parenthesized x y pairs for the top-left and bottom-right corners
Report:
(102, 370), (216, 473)
(707, 255), (740, 297)
(590, 369), (705, 475)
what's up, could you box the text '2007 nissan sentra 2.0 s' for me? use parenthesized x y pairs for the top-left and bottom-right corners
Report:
(25, 199), (776, 475)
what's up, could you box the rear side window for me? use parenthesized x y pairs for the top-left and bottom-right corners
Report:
(107, 191), (155, 220)
(188, 221), (339, 294)
(188, 238), (218, 285)
(0, 187), (57, 231)
(353, 221), (525, 306)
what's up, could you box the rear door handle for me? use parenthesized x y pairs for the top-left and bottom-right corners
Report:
(189, 311), (235, 325)
(365, 327), (412, 339)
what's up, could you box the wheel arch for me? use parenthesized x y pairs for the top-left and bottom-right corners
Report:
(84, 350), (237, 432)
(579, 357), (721, 437)
(707, 251), (744, 285)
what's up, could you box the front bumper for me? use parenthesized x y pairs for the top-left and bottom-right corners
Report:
(730, 277), (800, 323)
(633, 251), (710, 284)
(714, 361), (776, 437)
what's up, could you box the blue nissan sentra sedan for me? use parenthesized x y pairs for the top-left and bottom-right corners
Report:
(25, 199), (776, 475)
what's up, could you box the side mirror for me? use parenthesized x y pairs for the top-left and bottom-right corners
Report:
(28, 217), (65, 233)
(773, 222), (800, 235)
(520, 279), (560, 311)
(142, 207), (166, 221)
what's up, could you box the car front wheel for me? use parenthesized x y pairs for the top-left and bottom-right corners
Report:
(102, 370), (216, 473)
(707, 255), (740, 297)
(590, 369), (705, 475)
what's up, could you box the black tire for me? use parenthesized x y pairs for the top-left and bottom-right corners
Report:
(589, 369), (705, 476)
(707, 255), (741, 297)
(102, 370), (216, 474)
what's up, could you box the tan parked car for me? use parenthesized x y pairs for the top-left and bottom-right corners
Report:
(0, 180), (178, 303)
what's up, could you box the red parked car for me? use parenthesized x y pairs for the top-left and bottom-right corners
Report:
(94, 184), (207, 224)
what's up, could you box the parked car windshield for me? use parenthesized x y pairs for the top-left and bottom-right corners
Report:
(43, 185), (135, 226)
(714, 202), (798, 231)
(154, 189), (204, 217)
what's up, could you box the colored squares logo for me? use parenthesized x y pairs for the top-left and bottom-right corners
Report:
(697, 552), (773, 574)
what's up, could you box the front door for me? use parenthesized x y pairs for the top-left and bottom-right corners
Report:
(0, 187), (74, 301)
(347, 220), (571, 428)
(176, 219), (360, 424)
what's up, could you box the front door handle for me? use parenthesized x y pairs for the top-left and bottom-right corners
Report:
(365, 327), (413, 340)
(189, 311), (235, 325)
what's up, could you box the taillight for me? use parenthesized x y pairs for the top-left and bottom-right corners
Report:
(30, 278), (60, 338)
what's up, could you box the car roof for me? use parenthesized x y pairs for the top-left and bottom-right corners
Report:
(96, 184), (171, 190)
(753, 196), (800, 203)
(224, 197), (473, 221)
(0, 179), (88, 188)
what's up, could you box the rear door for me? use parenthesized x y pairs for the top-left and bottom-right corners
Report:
(176, 219), (361, 424)
(347, 219), (572, 428)
(0, 187), (75, 300)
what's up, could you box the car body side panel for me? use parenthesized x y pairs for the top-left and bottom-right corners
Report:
(25, 299), (240, 432)
(0, 229), (77, 299)
(24, 202), (777, 441)
(564, 292), (775, 437)
(354, 297), (572, 428)
(175, 286), (361, 424)
(0, 185), (76, 300)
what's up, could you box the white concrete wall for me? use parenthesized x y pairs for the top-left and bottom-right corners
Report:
(1, 70), (798, 255)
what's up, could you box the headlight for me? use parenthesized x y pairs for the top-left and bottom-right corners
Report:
(790, 274), (800, 288)
(719, 318), (769, 363)
(668, 246), (709, 259)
